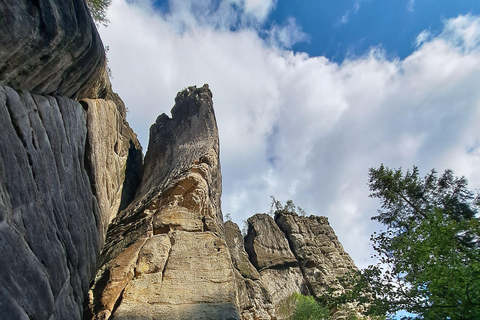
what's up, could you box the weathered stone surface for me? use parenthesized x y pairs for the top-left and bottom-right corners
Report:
(0, 86), (98, 319)
(258, 267), (309, 311)
(225, 221), (260, 280)
(0, 0), (113, 100)
(275, 211), (358, 297)
(225, 221), (276, 320)
(244, 214), (297, 270)
(88, 85), (240, 320)
(83, 98), (143, 244)
(0, 83), (141, 320)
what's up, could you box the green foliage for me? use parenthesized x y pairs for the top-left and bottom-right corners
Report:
(342, 165), (480, 320)
(270, 196), (307, 216)
(280, 293), (331, 320)
(86, 0), (112, 26)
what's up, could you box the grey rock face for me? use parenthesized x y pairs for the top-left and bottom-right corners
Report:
(87, 85), (240, 320)
(275, 211), (358, 298)
(0, 86), (138, 320)
(242, 214), (309, 319)
(245, 214), (297, 270)
(225, 221), (276, 320)
(0, 0), (112, 100)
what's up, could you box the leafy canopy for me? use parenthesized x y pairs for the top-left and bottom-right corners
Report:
(86, 0), (112, 26)
(344, 165), (480, 320)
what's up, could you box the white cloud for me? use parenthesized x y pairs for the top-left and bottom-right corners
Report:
(267, 17), (310, 48)
(100, 2), (480, 269)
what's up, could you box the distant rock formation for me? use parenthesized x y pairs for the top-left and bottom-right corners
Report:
(228, 212), (359, 320)
(275, 211), (358, 298)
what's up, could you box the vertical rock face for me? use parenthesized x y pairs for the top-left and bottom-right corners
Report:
(83, 98), (143, 244)
(0, 85), (141, 320)
(243, 214), (309, 318)
(275, 211), (358, 298)
(87, 85), (240, 320)
(233, 212), (361, 320)
(0, 0), (112, 100)
(225, 220), (276, 320)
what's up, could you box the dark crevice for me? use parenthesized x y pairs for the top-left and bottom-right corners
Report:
(83, 131), (97, 197)
(118, 140), (143, 212)
(160, 236), (174, 283)
(79, 100), (88, 111)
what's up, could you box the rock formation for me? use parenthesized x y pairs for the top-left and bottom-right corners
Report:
(275, 211), (358, 298)
(0, 0), (112, 100)
(0, 87), (141, 319)
(0, 1), (142, 319)
(0, 1), (363, 319)
(85, 85), (240, 320)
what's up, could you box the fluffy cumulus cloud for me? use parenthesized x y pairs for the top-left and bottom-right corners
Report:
(99, 2), (480, 268)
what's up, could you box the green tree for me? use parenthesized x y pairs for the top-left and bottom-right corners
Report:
(86, 0), (112, 26)
(345, 165), (480, 319)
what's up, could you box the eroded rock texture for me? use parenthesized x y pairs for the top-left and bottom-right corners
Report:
(0, 85), (141, 320)
(275, 212), (358, 298)
(225, 220), (276, 320)
(87, 85), (240, 320)
(243, 214), (309, 318)
(0, 0), (112, 100)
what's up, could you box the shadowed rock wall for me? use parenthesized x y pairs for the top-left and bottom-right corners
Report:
(0, 0), (112, 100)
(0, 1), (142, 318)
(86, 85), (240, 320)
(0, 86), (141, 320)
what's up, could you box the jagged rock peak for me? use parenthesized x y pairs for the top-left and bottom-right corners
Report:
(138, 84), (223, 231)
(86, 85), (238, 320)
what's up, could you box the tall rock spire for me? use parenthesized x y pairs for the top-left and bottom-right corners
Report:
(86, 85), (240, 320)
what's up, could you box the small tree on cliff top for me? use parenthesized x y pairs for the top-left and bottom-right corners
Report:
(86, 0), (111, 26)
(340, 165), (480, 320)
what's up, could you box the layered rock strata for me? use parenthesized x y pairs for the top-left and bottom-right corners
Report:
(0, 1), (142, 318)
(243, 214), (309, 318)
(0, 0), (113, 100)
(86, 85), (240, 320)
(0, 86), (141, 320)
(225, 220), (276, 320)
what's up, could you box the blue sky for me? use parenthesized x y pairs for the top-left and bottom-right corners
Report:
(273, 0), (480, 60)
(99, 0), (480, 273)
(150, 0), (480, 61)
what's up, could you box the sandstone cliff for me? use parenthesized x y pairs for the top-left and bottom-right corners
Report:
(227, 212), (359, 320)
(85, 85), (240, 320)
(0, 1), (142, 319)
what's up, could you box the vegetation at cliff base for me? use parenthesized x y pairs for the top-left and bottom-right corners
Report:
(279, 293), (331, 320)
(86, 0), (111, 26)
(339, 165), (480, 320)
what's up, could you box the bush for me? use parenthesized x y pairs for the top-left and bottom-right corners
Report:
(286, 293), (331, 320)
